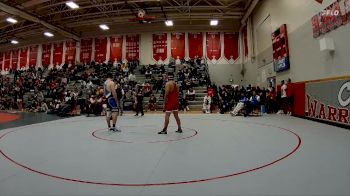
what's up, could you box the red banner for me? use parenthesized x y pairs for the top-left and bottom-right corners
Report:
(153, 33), (167, 61)
(4, 51), (11, 71)
(110, 35), (123, 62)
(19, 47), (28, 68)
(42, 44), (51, 67)
(206, 32), (221, 61)
(126, 34), (140, 61)
(0, 52), (3, 71)
(65, 40), (76, 64)
(188, 32), (203, 59)
(53, 42), (63, 66)
(80, 39), (92, 63)
(224, 33), (239, 63)
(29, 45), (38, 67)
(95, 37), (107, 63)
(243, 26), (249, 57)
(11, 50), (19, 70)
(171, 32), (185, 59)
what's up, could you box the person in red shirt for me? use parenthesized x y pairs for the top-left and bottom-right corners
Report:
(158, 78), (182, 134)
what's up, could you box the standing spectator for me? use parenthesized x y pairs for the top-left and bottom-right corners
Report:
(134, 88), (144, 116)
(115, 82), (124, 116)
(286, 78), (294, 115)
(266, 86), (277, 113)
(278, 80), (288, 114)
(202, 95), (211, 114)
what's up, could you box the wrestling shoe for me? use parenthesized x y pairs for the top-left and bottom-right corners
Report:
(158, 129), (167, 134)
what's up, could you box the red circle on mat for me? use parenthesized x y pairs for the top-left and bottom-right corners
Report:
(0, 120), (302, 187)
(92, 126), (198, 143)
(0, 113), (20, 123)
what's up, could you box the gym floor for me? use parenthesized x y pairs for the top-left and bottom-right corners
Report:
(0, 113), (349, 196)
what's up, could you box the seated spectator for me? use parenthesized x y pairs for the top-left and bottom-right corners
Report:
(245, 91), (261, 117)
(230, 92), (249, 116)
(143, 82), (152, 97)
(186, 87), (196, 101)
(148, 94), (157, 111)
(202, 95), (211, 114)
(179, 95), (189, 111)
(39, 101), (49, 113)
(122, 64), (129, 76)
(218, 98), (230, 114)
(87, 95), (99, 116)
(145, 69), (152, 79)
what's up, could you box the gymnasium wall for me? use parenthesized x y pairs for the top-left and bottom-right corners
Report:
(243, 0), (350, 87)
(140, 32), (242, 85)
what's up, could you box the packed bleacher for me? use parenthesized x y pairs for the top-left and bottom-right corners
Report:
(0, 56), (293, 117)
(0, 56), (212, 116)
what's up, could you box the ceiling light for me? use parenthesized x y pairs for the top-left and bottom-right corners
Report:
(165, 20), (173, 26)
(11, 40), (19, 44)
(66, 1), (79, 9)
(210, 19), (219, 26)
(44, 32), (54, 37)
(99, 24), (109, 30)
(6, 17), (18, 24)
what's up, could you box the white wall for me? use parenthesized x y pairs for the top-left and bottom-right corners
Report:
(243, 0), (350, 87)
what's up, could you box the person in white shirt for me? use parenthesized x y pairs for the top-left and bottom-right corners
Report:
(202, 95), (211, 114)
(278, 80), (287, 114)
(128, 72), (136, 85)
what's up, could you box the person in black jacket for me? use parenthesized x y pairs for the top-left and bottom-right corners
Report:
(134, 88), (144, 116)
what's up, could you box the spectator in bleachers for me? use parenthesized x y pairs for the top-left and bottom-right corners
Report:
(128, 72), (136, 86)
(186, 87), (196, 101)
(148, 94), (157, 111)
(145, 69), (152, 79)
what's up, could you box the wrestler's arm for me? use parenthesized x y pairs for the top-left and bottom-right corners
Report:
(164, 82), (170, 105)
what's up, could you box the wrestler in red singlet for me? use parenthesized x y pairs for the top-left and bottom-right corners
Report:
(158, 79), (182, 134)
(165, 81), (180, 112)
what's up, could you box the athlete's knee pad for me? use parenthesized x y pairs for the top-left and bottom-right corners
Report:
(106, 111), (112, 118)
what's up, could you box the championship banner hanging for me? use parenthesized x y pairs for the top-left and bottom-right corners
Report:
(153, 33), (167, 62)
(206, 32), (221, 62)
(19, 47), (28, 68)
(171, 32), (185, 59)
(110, 35), (123, 62)
(42, 44), (51, 67)
(125, 34), (140, 61)
(80, 39), (92, 63)
(224, 33), (239, 64)
(53, 42), (63, 66)
(29, 45), (38, 67)
(4, 51), (11, 71)
(188, 32), (203, 59)
(11, 49), (19, 70)
(243, 26), (249, 58)
(65, 41), (76, 64)
(94, 37), (107, 63)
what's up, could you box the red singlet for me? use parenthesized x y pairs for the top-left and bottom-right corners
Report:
(165, 81), (180, 111)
